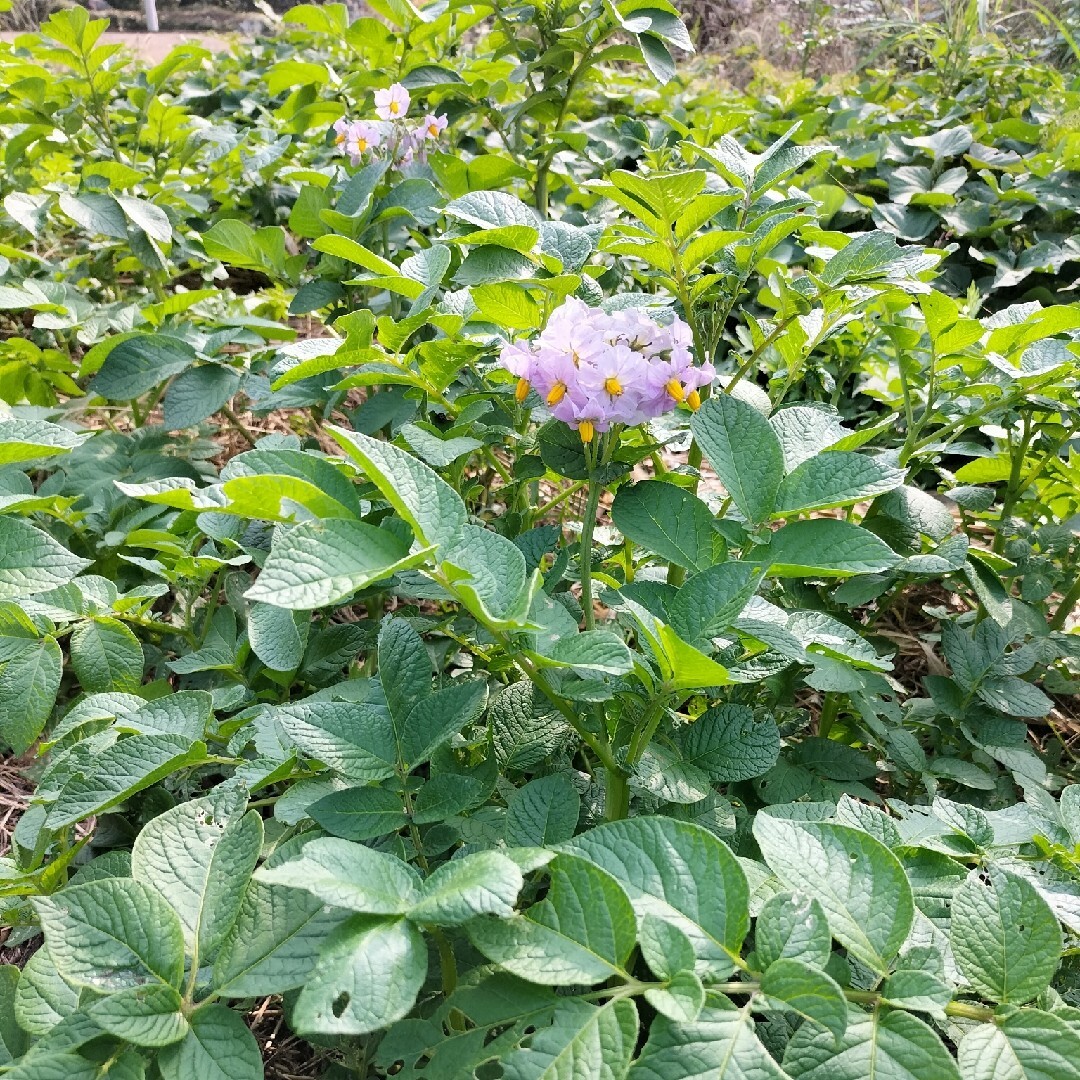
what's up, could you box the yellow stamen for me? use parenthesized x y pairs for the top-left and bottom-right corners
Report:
(578, 419), (595, 444)
(603, 376), (623, 397)
(428, 124), (440, 137)
(390, 102), (401, 115)
(515, 378), (530, 403)
(687, 390), (702, 411)
(357, 138), (368, 152)
(546, 382), (567, 406)
(335, 133), (346, 145)
(665, 378), (685, 402)
(571, 350), (581, 367)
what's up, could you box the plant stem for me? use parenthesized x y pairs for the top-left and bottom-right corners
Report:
(818, 692), (841, 738)
(580, 476), (602, 632)
(1050, 571), (1080, 632)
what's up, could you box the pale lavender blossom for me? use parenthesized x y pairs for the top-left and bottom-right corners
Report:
(498, 297), (713, 442)
(374, 83), (411, 121)
(421, 113), (448, 141)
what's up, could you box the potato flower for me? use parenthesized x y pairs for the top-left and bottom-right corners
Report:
(500, 297), (712, 442)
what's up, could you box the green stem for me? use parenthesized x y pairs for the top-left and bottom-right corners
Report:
(580, 475), (602, 632)
(818, 692), (841, 739)
(994, 412), (1033, 554)
(1050, 571), (1080, 632)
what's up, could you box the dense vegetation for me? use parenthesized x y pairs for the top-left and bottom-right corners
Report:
(0, 1), (1079, 1077)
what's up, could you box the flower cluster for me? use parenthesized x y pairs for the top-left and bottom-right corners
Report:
(333, 83), (447, 169)
(499, 298), (714, 443)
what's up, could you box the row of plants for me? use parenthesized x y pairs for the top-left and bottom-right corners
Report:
(0, 1), (1078, 1077)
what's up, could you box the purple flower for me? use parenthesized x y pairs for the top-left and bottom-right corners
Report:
(374, 83), (411, 121)
(498, 299), (708, 442)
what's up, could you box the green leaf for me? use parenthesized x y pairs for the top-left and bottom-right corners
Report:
(674, 703), (780, 782)
(293, 915), (427, 1035)
(276, 701), (397, 782)
(15, 951), (79, 1036)
(212, 879), (344, 997)
(445, 190), (539, 230)
(132, 788), (262, 960)
(958, 1009), (1080, 1080)
(246, 519), (429, 609)
(202, 219), (287, 277)
(163, 365), (242, 430)
(563, 817), (748, 977)
(784, 1007), (960, 1080)
(87, 983), (189, 1047)
(442, 525), (534, 626)
(753, 816), (914, 974)
(2, 1056), (101, 1080)
(755, 891), (833, 970)
(544, 631), (634, 676)
(247, 602), (308, 672)
(328, 424), (467, 555)
(408, 851), (523, 926)
(761, 957), (847, 1042)
(0, 419), (90, 465)
(644, 969), (707, 1024)
(33, 877), (186, 991)
(880, 968), (953, 1016)
(629, 994), (791, 1080)
(158, 1003), (263, 1080)
(776, 452), (904, 515)
(611, 481), (721, 571)
(398, 679), (487, 769)
(0, 635), (62, 754)
(46, 734), (207, 829)
(69, 617), (143, 693)
(90, 334), (196, 400)
(950, 866), (1062, 1004)
(505, 774), (581, 847)
(668, 562), (761, 644)
(503, 998), (638, 1080)
(468, 855), (636, 985)
(0, 517), (90, 600)
(471, 282), (541, 330)
(691, 395), (784, 525)
(308, 786), (409, 841)
(0, 965), (27, 1063)
(378, 617), (433, 722)
(757, 519), (900, 577)
(258, 836), (420, 914)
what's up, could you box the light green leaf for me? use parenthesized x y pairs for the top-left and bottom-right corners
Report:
(293, 915), (427, 1035)
(505, 774), (581, 847)
(881, 968), (953, 1016)
(308, 785), (409, 841)
(163, 364), (242, 431)
(69, 617), (143, 694)
(468, 855), (636, 985)
(563, 817), (748, 977)
(33, 878), (186, 991)
(378, 617), (434, 722)
(132, 788), (262, 960)
(0, 965), (27, 1064)
(958, 1009), (1080, 1080)
(629, 994), (791, 1080)
(674, 703), (780, 782)
(755, 891), (833, 970)
(544, 631), (634, 676)
(639, 915), (697, 981)
(408, 851), (523, 926)
(0, 635), (62, 754)
(257, 836), (420, 914)
(775, 452), (904, 515)
(89, 333), (196, 400)
(668, 562), (761, 644)
(246, 519), (430, 609)
(0, 517), (90, 601)
(611, 481), (721, 572)
(2, 1056), (100, 1080)
(276, 700), (397, 782)
(87, 983), (189, 1047)
(15, 950), (79, 1036)
(784, 1007), (960, 1080)
(247, 602), (308, 672)
(441, 525), (533, 626)
(753, 816), (914, 974)
(212, 879), (345, 997)
(644, 969), (707, 1024)
(757, 519), (900, 577)
(503, 998), (638, 1080)
(761, 957), (847, 1042)
(45, 734), (207, 829)
(158, 1003), (263, 1080)
(950, 867), (1061, 1004)
(0, 419), (90, 465)
(327, 425), (467, 555)
(691, 396), (784, 524)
